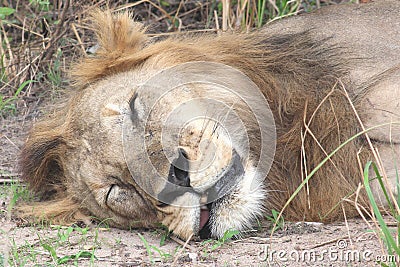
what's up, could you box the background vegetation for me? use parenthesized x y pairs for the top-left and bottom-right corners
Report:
(0, 0), (355, 119)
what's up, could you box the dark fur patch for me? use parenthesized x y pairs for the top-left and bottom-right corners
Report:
(19, 136), (65, 199)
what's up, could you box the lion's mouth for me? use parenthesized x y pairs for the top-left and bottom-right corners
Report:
(197, 151), (245, 238)
(200, 204), (210, 230)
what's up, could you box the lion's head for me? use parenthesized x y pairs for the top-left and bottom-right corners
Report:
(19, 10), (280, 239)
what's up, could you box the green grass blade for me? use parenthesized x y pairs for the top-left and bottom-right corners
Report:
(0, 7), (15, 19)
(75, 250), (95, 260)
(57, 255), (73, 264)
(370, 163), (396, 216)
(41, 243), (58, 261)
(138, 233), (154, 263)
(150, 245), (171, 261)
(257, 0), (267, 27)
(14, 80), (35, 97)
(363, 161), (400, 256)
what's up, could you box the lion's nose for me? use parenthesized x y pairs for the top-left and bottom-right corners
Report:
(168, 148), (190, 187)
(157, 148), (194, 205)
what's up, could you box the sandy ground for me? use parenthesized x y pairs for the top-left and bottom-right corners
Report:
(0, 211), (392, 266)
(0, 115), (395, 266)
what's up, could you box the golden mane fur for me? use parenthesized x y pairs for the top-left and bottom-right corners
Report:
(19, 9), (374, 227)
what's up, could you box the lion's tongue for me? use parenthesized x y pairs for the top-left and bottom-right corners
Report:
(200, 207), (210, 229)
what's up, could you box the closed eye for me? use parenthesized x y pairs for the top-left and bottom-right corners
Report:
(106, 184), (116, 203)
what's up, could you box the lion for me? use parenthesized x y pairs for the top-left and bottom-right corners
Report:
(19, 1), (400, 240)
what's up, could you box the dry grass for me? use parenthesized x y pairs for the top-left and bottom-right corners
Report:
(0, 0), (354, 120)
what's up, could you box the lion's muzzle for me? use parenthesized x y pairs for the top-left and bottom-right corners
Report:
(157, 147), (245, 238)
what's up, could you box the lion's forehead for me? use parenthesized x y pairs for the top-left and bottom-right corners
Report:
(75, 66), (161, 115)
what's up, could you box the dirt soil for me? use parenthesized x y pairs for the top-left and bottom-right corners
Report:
(0, 206), (392, 267)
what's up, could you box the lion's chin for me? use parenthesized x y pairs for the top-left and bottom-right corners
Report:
(200, 166), (267, 239)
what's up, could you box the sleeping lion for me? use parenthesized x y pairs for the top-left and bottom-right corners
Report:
(19, 1), (400, 240)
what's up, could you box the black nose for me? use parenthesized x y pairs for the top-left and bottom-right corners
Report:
(168, 148), (190, 187)
(157, 149), (193, 205)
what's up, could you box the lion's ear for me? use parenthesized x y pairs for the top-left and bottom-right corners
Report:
(71, 9), (148, 86)
(19, 130), (66, 200)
